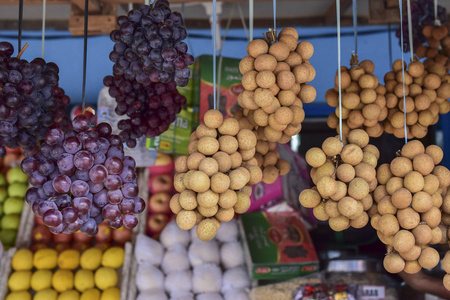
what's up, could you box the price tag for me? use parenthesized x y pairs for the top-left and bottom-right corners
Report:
(361, 285), (385, 300)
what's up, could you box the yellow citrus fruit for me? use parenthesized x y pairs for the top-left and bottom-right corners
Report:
(11, 249), (33, 271)
(58, 250), (80, 270)
(94, 267), (118, 290)
(74, 269), (95, 292)
(7, 270), (31, 291)
(53, 269), (74, 292)
(33, 248), (58, 270)
(80, 249), (102, 271)
(80, 288), (101, 300)
(100, 287), (120, 300)
(101, 247), (124, 269)
(31, 269), (53, 291)
(34, 289), (58, 300)
(5, 291), (31, 300)
(58, 289), (80, 300)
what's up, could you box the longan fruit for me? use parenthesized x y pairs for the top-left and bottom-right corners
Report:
(262, 98), (281, 114)
(230, 152), (243, 169)
(292, 64), (310, 84)
(418, 247), (440, 269)
(377, 230), (394, 245)
(391, 188), (412, 209)
(242, 185), (253, 197)
(423, 73), (441, 90)
(408, 60), (425, 77)
(218, 189), (237, 209)
(218, 135), (238, 155)
(290, 105), (305, 125)
(299, 84), (316, 103)
(285, 52), (303, 68)
(330, 181), (347, 201)
(296, 41), (314, 60)
(371, 213), (381, 230)
(325, 89), (339, 107)
(390, 157), (413, 177)
(198, 205), (219, 218)
(383, 253), (405, 274)
(362, 151), (379, 169)
(299, 189), (322, 208)
(418, 110), (434, 126)
(404, 171), (425, 193)
(254, 54), (277, 72)
(242, 70), (258, 91)
(213, 151), (232, 173)
(239, 90), (259, 110)
(188, 140), (199, 154)
(254, 88), (274, 108)
(378, 196), (398, 215)
(359, 60), (375, 74)
(315, 162), (335, 182)
(179, 190), (198, 210)
(274, 107), (294, 126)
(385, 176), (403, 195)
(376, 164), (392, 185)
(255, 140), (269, 156)
(247, 39), (269, 58)
(430, 225), (447, 244)
(276, 159), (291, 176)
(176, 210), (197, 230)
(412, 153), (435, 176)
(322, 137), (343, 157)
(246, 165), (263, 185)
(197, 190), (219, 208)
(305, 147), (326, 168)
(354, 162), (376, 182)
(317, 176), (338, 198)
(442, 252), (450, 273)
(262, 165), (279, 184)
(189, 171), (210, 193)
(196, 219), (218, 241)
(187, 152), (206, 170)
(379, 214), (400, 236)
(229, 169), (249, 190)
(403, 260), (422, 274)
(432, 192), (443, 208)
(269, 42), (291, 62)
(218, 117), (240, 136)
(279, 35), (298, 51)
(338, 196), (363, 219)
(374, 185), (388, 203)
(204, 110), (224, 129)
(194, 210), (204, 225)
(174, 173), (186, 192)
(348, 129), (370, 148)
(239, 56), (255, 74)
(350, 212), (369, 229)
(336, 164), (355, 183)
(198, 157), (219, 177)
(421, 206), (441, 229)
(256, 71), (276, 89)
(340, 144), (363, 166)
(312, 202), (329, 221)
(361, 89), (377, 104)
(329, 215), (350, 231)
(175, 155), (189, 173)
(349, 66), (365, 81)
(412, 224), (432, 246)
(342, 92), (360, 109)
(277, 71), (296, 90)
(393, 230), (415, 253)
(170, 194), (182, 214)
(215, 207), (235, 223)
(197, 137), (220, 156)
(234, 191), (251, 214)
(283, 123), (302, 136)
(426, 145), (444, 165)
(433, 166), (450, 188)
(399, 245), (421, 261)
(267, 114), (287, 132)
(410, 124), (428, 139)
(196, 124), (218, 138)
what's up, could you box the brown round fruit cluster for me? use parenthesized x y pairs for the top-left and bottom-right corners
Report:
(170, 109), (262, 241)
(233, 109), (291, 185)
(326, 60), (387, 138)
(416, 23), (450, 72)
(383, 59), (450, 139)
(371, 140), (450, 276)
(238, 27), (315, 144)
(299, 129), (379, 231)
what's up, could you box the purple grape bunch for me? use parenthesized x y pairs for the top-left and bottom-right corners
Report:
(21, 115), (145, 236)
(108, 1), (193, 87)
(396, 0), (447, 52)
(0, 41), (71, 157)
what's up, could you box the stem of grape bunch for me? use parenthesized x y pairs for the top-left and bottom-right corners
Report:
(17, 43), (29, 59)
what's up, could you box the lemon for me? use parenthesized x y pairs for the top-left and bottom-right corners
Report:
(8, 270), (31, 291)
(58, 250), (80, 270)
(34, 248), (58, 270)
(34, 288), (58, 300)
(58, 290), (80, 300)
(11, 249), (33, 271)
(74, 269), (94, 292)
(53, 269), (74, 292)
(94, 267), (117, 291)
(80, 249), (102, 271)
(5, 291), (31, 300)
(101, 247), (124, 269)
(31, 269), (53, 291)
(80, 288), (100, 300)
(100, 287), (120, 300)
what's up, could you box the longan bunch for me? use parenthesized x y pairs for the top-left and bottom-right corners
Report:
(233, 108), (291, 185)
(416, 23), (450, 71)
(299, 129), (379, 232)
(170, 109), (261, 241)
(238, 27), (315, 144)
(371, 140), (450, 277)
(326, 59), (387, 138)
(383, 59), (450, 139)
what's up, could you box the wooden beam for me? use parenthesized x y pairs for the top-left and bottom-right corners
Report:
(71, 0), (101, 13)
(368, 0), (400, 23)
(323, 0), (353, 25)
(0, 0), (69, 4)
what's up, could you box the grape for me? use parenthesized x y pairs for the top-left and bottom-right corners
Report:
(123, 214), (138, 229)
(23, 116), (144, 235)
(133, 197), (145, 214)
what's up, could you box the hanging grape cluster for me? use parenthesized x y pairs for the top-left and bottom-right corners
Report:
(0, 42), (71, 156)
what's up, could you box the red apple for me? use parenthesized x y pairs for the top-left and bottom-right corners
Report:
(35, 216), (45, 226)
(96, 223), (112, 243)
(94, 241), (111, 251)
(148, 192), (171, 214)
(32, 225), (52, 244)
(147, 213), (169, 234)
(112, 227), (131, 245)
(53, 233), (73, 244)
(72, 241), (90, 252)
(71, 105), (96, 124)
(73, 231), (93, 244)
(30, 243), (48, 252)
(54, 243), (71, 253)
(149, 174), (173, 193)
(148, 152), (174, 176)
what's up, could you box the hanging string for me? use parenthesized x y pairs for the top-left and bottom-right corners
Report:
(388, 23), (393, 67)
(336, 0), (343, 142)
(212, 0), (217, 110)
(399, 0), (408, 143)
(434, 0), (440, 26)
(406, 0), (414, 61)
(145, 0), (149, 6)
(249, 0), (254, 41)
(236, 3), (249, 42)
(352, 0), (357, 56)
(81, 0), (89, 112)
(41, 0), (46, 58)
(273, 0), (276, 34)
(18, 0), (24, 52)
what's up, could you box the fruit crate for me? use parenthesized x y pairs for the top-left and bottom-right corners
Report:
(0, 242), (133, 300)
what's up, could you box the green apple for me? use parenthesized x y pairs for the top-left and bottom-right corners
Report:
(7, 167), (28, 184)
(0, 187), (7, 203)
(1, 214), (21, 230)
(3, 198), (24, 215)
(0, 203), (3, 216)
(0, 174), (6, 186)
(0, 229), (17, 248)
(7, 183), (27, 198)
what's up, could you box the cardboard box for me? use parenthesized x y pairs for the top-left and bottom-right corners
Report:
(240, 211), (319, 280)
(193, 55), (244, 122)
